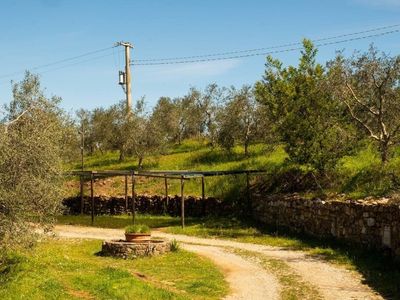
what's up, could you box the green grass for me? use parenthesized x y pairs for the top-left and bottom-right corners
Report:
(65, 138), (400, 198)
(65, 141), (287, 198)
(0, 238), (228, 300)
(68, 140), (286, 172)
(57, 214), (187, 229)
(166, 217), (309, 249)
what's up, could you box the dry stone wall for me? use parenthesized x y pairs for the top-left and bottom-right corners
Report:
(252, 193), (400, 257)
(62, 194), (233, 217)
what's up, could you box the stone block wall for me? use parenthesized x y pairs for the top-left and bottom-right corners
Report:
(252, 194), (400, 257)
(62, 194), (233, 217)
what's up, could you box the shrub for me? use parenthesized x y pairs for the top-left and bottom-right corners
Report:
(124, 224), (150, 234)
(169, 239), (180, 252)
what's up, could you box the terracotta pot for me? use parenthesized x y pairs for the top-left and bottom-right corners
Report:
(125, 233), (151, 242)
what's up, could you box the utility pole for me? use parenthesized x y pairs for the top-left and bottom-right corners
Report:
(116, 41), (134, 115)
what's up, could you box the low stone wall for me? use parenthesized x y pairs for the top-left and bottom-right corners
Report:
(252, 194), (400, 257)
(62, 194), (233, 217)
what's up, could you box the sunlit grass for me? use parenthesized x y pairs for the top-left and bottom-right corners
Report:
(57, 214), (185, 229)
(0, 239), (228, 300)
(65, 141), (287, 198)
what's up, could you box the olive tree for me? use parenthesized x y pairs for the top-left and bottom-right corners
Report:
(217, 85), (259, 155)
(0, 72), (64, 259)
(328, 46), (400, 163)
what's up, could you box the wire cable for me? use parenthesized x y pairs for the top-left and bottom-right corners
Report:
(39, 51), (122, 75)
(0, 46), (116, 80)
(131, 28), (399, 66)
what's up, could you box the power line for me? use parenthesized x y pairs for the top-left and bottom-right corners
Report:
(39, 51), (122, 75)
(131, 28), (399, 66)
(0, 50), (122, 87)
(0, 46), (116, 80)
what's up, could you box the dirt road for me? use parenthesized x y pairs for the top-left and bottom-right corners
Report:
(53, 225), (382, 300)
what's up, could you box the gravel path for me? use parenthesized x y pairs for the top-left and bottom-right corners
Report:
(53, 225), (382, 300)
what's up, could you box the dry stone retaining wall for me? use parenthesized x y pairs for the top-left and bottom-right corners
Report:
(62, 194), (233, 217)
(252, 194), (400, 257)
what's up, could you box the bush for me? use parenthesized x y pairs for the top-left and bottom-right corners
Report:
(124, 224), (150, 234)
(169, 239), (180, 252)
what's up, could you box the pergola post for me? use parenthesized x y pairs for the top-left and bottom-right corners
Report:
(164, 176), (168, 214)
(201, 176), (205, 201)
(180, 175), (185, 228)
(80, 175), (84, 214)
(131, 172), (136, 224)
(90, 172), (94, 225)
(124, 175), (128, 212)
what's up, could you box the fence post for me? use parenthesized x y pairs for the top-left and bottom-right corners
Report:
(80, 174), (84, 215)
(124, 175), (128, 212)
(180, 175), (185, 228)
(132, 172), (136, 224)
(90, 172), (94, 225)
(164, 176), (168, 214)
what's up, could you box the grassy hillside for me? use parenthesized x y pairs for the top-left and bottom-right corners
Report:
(65, 140), (287, 198)
(65, 139), (400, 199)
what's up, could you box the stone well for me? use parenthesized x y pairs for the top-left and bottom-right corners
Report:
(101, 239), (170, 259)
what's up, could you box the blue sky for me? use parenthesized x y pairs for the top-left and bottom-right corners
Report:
(0, 0), (399, 113)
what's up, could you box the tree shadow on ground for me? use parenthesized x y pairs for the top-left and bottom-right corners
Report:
(145, 201), (400, 299)
(277, 227), (400, 299)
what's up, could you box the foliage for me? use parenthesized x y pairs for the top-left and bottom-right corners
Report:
(217, 85), (261, 155)
(125, 224), (151, 234)
(255, 39), (355, 173)
(169, 239), (180, 252)
(328, 46), (400, 163)
(0, 72), (64, 261)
